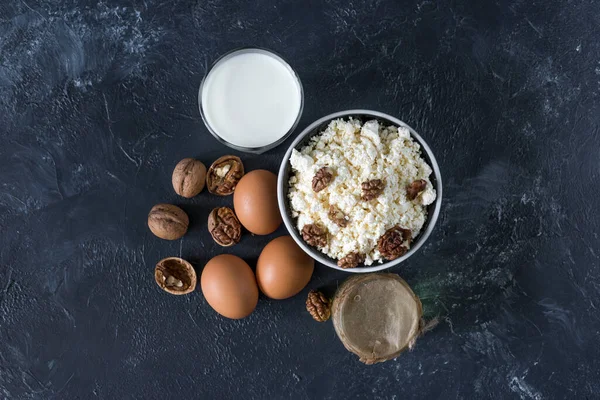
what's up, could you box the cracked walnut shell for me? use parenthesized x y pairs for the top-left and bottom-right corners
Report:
(208, 207), (242, 247)
(306, 290), (331, 322)
(155, 257), (196, 295)
(206, 155), (244, 196)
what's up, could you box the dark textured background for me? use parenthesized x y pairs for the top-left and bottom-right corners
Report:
(1, 0), (599, 399)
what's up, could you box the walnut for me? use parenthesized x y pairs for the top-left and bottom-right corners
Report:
(328, 205), (348, 227)
(206, 155), (244, 195)
(312, 167), (333, 192)
(377, 226), (412, 260)
(154, 257), (196, 295)
(337, 252), (365, 269)
(147, 204), (189, 240)
(401, 228), (413, 243)
(306, 290), (331, 322)
(208, 207), (242, 247)
(361, 179), (385, 201)
(172, 158), (206, 198)
(301, 224), (328, 248)
(407, 179), (427, 201)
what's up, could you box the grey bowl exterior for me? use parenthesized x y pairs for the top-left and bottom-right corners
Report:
(277, 110), (443, 273)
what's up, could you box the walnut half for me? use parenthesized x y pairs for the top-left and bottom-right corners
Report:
(154, 257), (196, 295)
(337, 252), (365, 269)
(301, 224), (328, 248)
(377, 226), (412, 260)
(312, 167), (333, 192)
(361, 179), (385, 201)
(306, 290), (331, 322)
(206, 155), (244, 196)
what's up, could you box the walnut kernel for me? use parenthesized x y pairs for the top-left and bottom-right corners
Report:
(312, 167), (333, 192)
(407, 179), (427, 201)
(306, 290), (331, 322)
(301, 224), (328, 248)
(361, 179), (385, 201)
(328, 205), (348, 227)
(337, 252), (365, 269)
(377, 226), (411, 260)
(208, 207), (242, 247)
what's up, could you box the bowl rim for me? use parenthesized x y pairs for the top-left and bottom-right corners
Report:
(277, 109), (443, 273)
(198, 47), (305, 154)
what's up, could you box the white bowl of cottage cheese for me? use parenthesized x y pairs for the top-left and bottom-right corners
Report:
(277, 110), (442, 273)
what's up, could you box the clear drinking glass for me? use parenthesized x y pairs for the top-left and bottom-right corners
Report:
(198, 48), (304, 154)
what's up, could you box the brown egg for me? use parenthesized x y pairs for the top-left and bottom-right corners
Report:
(256, 236), (314, 299)
(201, 254), (258, 319)
(233, 169), (282, 235)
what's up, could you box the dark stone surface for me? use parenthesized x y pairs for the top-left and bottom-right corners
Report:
(1, 0), (599, 398)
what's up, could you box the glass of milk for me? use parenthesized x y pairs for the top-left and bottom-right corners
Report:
(199, 48), (304, 153)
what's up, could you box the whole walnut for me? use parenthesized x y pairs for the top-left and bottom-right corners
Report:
(148, 204), (189, 240)
(172, 158), (206, 198)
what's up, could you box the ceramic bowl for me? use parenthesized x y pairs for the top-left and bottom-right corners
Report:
(277, 110), (442, 273)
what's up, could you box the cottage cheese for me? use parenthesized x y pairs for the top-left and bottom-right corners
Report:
(288, 118), (436, 265)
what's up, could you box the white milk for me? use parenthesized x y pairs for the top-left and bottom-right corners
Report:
(201, 51), (302, 149)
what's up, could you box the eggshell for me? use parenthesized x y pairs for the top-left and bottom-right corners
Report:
(201, 254), (258, 319)
(256, 236), (314, 299)
(233, 170), (282, 235)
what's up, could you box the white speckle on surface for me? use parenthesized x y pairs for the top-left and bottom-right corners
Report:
(521, 193), (535, 205)
(73, 78), (92, 89)
(538, 298), (584, 347)
(525, 17), (543, 37)
(521, 121), (535, 137)
(509, 375), (543, 400)
(575, 44), (581, 52)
